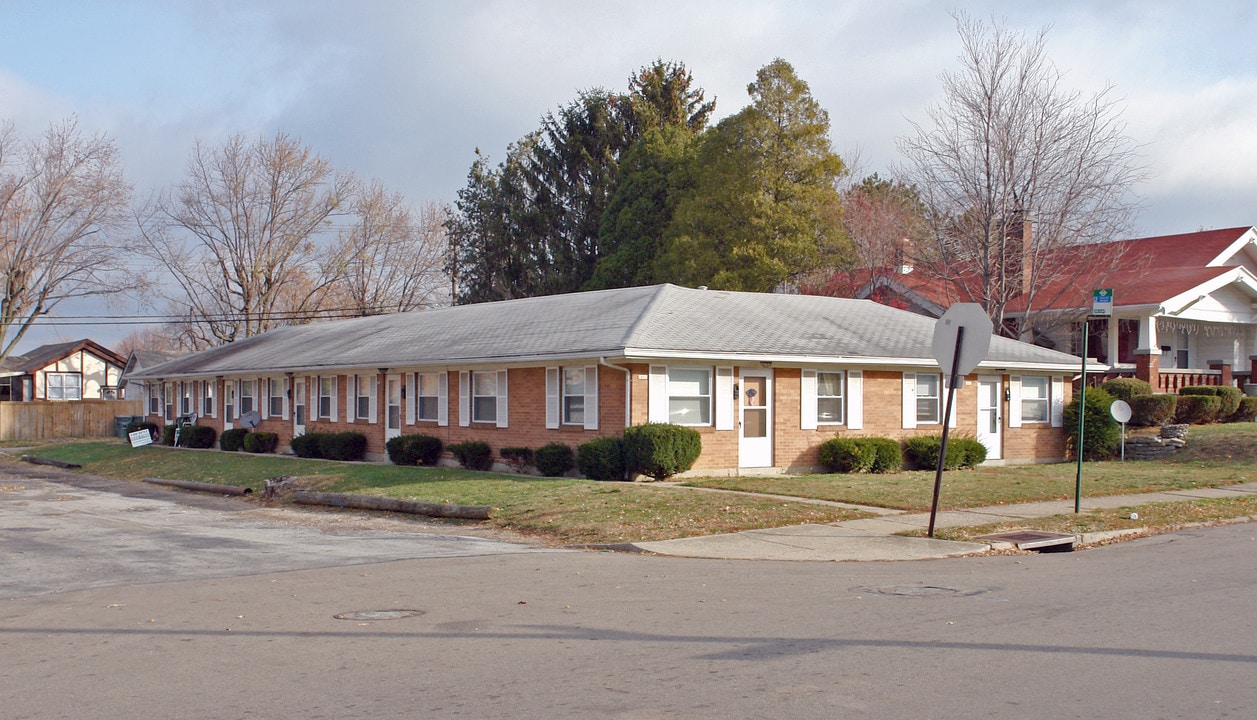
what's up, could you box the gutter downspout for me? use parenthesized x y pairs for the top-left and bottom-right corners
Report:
(599, 357), (632, 428)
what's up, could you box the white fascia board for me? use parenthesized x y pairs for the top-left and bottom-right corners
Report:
(622, 348), (1077, 373)
(1207, 227), (1257, 267)
(1162, 267), (1257, 315)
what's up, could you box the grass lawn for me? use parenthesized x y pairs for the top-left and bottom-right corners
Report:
(5, 441), (867, 545)
(11, 423), (1257, 545)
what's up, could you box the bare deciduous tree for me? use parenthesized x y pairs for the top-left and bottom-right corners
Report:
(0, 117), (136, 363)
(137, 132), (356, 348)
(323, 186), (450, 316)
(897, 13), (1147, 339)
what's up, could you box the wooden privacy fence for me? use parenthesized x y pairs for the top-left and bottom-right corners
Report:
(0, 399), (144, 442)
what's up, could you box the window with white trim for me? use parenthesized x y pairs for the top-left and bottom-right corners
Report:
(356, 374), (373, 420)
(668, 367), (711, 425)
(417, 373), (439, 421)
(318, 376), (336, 419)
(239, 380), (255, 416)
(472, 371), (498, 423)
(202, 381), (215, 417)
(165, 382), (175, 420)
(268, 379), (285, 417)
(180, 383), (193, 415)
(562, 367), (586, 425)
(1020, 376), (1050, 423)
(148, 383), (161, 415)
(46, 373), (82, 401)
(915, 373), (940, 424)
(816, 371), (844, 424)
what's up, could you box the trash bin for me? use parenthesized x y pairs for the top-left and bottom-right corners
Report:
(115, 416), (133, 438)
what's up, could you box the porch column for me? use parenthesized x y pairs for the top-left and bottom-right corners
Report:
(1135, 349), (1160, 390)
(1250, 355), (1257, 380)
(1209, 361), (1233, 387)
(1138, 315), (1159, 353)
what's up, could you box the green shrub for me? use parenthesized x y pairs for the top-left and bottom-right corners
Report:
(243, 431), (279, 454)
(1129, 394), (1177, 427)
(1179, 385), (1218, 396)
(863, 438), (904, 473)
(319, 432), (368, 461)
(125, 420), (161, 443)
(577, 436), (627, 481)
(449, 440), (493, 471)
(1174, 395), (1222, 424)
(499, 446), (534, 472)
(1214, 386), (1243, 418)
(818, 438), (875, 473)
(290, 432), (322, 458)
(219, 428), (248, 452)
(951, 437), (987, 468)
(1226, 396), (1257, 423)
(386, 434), (445, 466)
(1063, 388), (1121, 460)
(162, 424), (177, 446)
(534, 442), (575, 477)
(623, 423), (702, 481)
(1101, 377), (1152, 401)
(178, 425), (217, 449)
(902, 435), (966, 470)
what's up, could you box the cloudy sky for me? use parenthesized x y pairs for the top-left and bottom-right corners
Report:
(3, 0), (1256, 351)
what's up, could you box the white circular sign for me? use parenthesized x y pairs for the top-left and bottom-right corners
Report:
(1110, 399), (1132, 424)
(932, 303), (994, 377)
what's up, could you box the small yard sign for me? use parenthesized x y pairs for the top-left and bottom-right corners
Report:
(128, 429), (153, 448)
(1092, 288), (1113, 317)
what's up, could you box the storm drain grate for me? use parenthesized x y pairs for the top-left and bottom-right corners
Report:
(976, 530), (1076, 551)
(334, 609), (425, 621)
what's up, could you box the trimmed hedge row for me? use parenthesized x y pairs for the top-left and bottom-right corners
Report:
(902, 435), (986, 470)
(818, 437), (903, 473)
(535, 442), (575, 477)
(386, 434), (444, 466)
(290, 432), (368, 461)
(449, 440), (493, 471)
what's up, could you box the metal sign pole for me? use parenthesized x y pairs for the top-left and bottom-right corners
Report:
(1075, 319), (1088, 514)
(928, 326), (965, 538)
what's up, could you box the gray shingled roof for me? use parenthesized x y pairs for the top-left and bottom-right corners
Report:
(129, 284), (1080, 379)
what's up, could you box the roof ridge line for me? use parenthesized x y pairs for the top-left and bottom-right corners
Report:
(618, 284), (676, 349)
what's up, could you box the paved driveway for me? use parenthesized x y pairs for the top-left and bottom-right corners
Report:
(0, 462), (551, 599)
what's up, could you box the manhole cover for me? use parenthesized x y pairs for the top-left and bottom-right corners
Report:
(334, 609), (425, 621)
(855, 585), (985, 598)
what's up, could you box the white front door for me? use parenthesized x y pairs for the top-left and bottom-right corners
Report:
(738, 369), (773, 468)
(293, 378), (306, 437)
(977, 376), (1002, 460)
(385, 374), (402, 442)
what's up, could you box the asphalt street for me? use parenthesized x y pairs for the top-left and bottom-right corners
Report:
(3, 465), (1256, 719)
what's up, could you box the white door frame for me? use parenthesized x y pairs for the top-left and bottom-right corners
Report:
(385, 373), (402, 442)
(977, 375), (1002, 461)
(293, 378), (306, 437)
(738, 368), (773, 468)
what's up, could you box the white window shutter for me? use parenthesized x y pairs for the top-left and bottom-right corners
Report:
(715, 366), (734, 431)
(405, 373), (416, 425)
(902, 373), (917, 429)
(282, 377), (290, 420)
(800, 369), (818, 430)
(368, 375), (378, 424)
(545, 367), (560, 429)
(437, 372), (449, 427)
(1051, 376), (1065, 427)
(458, 371), (470, 427)
(345, 376), (354, 424)
(946, 375), (958, 428)
(1008, 376), (1023, 428)
(210, 381), (217, 418)
(584, 365), (599, 430)
(330, 377), (338, 421)
(648, 365), (668, 423)
(261, 379), (270, 419)
(847, 370), (864, 430)
(496, 369), (509, 428)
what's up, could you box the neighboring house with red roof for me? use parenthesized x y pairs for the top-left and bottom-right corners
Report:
(0, 339), (128, 402)
(848, 226), (1257, 392)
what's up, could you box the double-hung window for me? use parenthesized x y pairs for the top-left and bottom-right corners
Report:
(148, 383), (161, 415)
(202, 381), (215, 417)
(472, 371), (498, 423)
(1020, 376), (1050, 423)
(318, 376), (336, 420)
(816, 371), (844, 424)
(915, 373), (941, 424)
(417, 373), (440, 421)
(180, 383), (193, 415)
(268, 379), (285, 418)
(239, 380), (255, 416)
(356, 374), (373, 420)
(668, 367), (711, 425)
(46, 373), (82, 400)
(562, 368), (586, 425)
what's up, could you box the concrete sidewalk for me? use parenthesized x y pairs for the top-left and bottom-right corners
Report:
(631, 482), (1257, 562)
